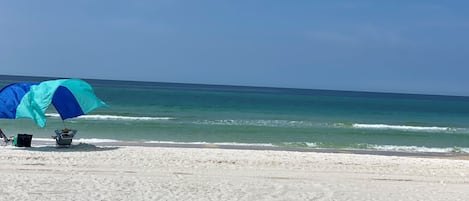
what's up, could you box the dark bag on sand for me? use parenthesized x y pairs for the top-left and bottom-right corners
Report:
(13, 134), (32, 147)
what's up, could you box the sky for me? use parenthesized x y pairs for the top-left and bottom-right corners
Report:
(1, 0), (468, 96)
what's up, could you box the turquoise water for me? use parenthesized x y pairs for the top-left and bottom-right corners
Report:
(2, 75), (469, 152)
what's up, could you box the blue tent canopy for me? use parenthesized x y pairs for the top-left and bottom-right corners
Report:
(0, 82), (39, 119)
(0, 79), (107, 127)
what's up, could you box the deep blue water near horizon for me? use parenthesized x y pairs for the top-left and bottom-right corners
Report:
(1, 75), (469, 153)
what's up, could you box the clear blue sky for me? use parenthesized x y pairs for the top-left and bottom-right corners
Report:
(1, 1), (468, 96)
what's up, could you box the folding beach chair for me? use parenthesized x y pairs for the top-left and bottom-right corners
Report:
(53, 129), (77, 147)
(0, 128), (13, 145)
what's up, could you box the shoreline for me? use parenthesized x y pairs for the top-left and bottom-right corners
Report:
(26, 139), (469, 160)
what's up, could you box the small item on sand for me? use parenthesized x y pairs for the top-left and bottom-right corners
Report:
(13, 134), (33, 147)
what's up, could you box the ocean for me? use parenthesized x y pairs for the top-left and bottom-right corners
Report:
(1, 75), (469, 153)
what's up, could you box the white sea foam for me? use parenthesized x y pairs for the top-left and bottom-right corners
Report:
(32, 137), (121, 143)
(276, 142), (320, 148)
(29, 137), (468, 153)
(195, 119), (314, 128)
(74, 138), (122, 143)
(145, 141), (274, 147)
(370, 144), (469, 153)
(352, 123), (453, 132)
(213, 142), (274, 147)
(46, 113), (174, 121)
(31, 138), (56, 142)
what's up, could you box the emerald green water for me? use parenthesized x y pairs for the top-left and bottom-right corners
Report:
(2, 75), (469, 152)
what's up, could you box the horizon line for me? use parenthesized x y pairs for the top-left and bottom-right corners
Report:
(0, 74), (467, 99)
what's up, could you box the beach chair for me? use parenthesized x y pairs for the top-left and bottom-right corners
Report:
(0, 129), (13, 145)
(54, 129), (77, 147)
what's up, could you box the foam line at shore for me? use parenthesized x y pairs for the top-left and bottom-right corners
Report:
(145, 141), (274, 147)
(30, 138), (469, 154)
(369, 145), (469, 153)
(33, 137), (121, 143)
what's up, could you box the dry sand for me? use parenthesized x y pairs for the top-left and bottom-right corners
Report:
(0, 144), (469, 201)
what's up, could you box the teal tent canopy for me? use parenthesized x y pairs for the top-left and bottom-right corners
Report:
(0, 79), (107, 127)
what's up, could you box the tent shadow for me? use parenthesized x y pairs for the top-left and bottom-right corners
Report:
(24, 143), (120, 152)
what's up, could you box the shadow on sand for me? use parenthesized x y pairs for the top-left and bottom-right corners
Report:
(23, 143), (120, 152)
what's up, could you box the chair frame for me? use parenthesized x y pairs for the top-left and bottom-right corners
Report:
(54, 129), (77, 146)
(0, 129), (13, 145)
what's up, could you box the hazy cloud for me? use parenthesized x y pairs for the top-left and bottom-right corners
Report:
(306, 25), (405, 47)
(1, 0), (469, 95)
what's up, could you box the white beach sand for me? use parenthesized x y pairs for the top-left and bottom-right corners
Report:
(0, 144), (469, 201)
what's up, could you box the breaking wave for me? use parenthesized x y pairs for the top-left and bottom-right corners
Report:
(351, 123), (455, 132)
(194, 119), (317, 128)
(194, 120), (464, 134)
(369, 145), (469, 153)
(46, 113), (174, 121)
(145, 141), (274, 147)
(278, 142), (469, 153)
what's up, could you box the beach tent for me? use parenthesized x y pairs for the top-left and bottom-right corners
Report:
(0, 79), (107, 127)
